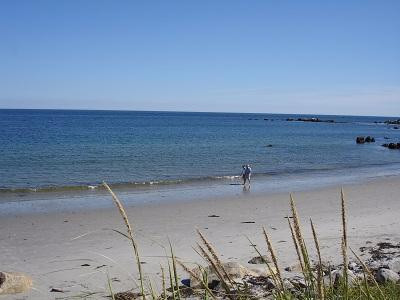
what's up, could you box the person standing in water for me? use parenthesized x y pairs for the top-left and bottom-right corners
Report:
(242, 164), (252, 186)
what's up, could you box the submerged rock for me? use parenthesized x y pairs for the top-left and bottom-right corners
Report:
(0, 272), (32, 295)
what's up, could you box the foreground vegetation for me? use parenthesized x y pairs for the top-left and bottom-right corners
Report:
(103, 182), (400, 300)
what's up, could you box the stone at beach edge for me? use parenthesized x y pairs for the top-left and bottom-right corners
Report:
(375, 268), (400, 284)
(189, 262), (277, 288)
(0, 272), (32, 295)
(248, 255), (272, 264)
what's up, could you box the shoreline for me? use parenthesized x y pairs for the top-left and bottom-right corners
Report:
(2, 175), (400, 298)
(2, 162), (400, 216)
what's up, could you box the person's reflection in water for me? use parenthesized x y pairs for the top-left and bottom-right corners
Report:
(242, 184), (250, 193)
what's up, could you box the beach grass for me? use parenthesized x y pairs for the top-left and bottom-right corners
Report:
(103, 182), (400, 299)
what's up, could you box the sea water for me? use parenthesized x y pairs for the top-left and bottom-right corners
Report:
(1, 109), (400, 212)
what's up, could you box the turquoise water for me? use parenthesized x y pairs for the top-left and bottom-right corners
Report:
(1, 109), (400, 194)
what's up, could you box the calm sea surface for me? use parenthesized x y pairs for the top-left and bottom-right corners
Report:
(1, 109), (400, 194)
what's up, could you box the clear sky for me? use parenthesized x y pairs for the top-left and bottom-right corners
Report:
(0, 1), (399, 116)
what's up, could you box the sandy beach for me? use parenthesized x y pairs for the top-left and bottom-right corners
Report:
(1, 175), (400, 299)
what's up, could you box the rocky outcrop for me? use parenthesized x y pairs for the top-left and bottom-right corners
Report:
(382, 143), (400, 149)
(0, 272), (32, 295)
(286, 117), (335, 123)
(356, 136), (375, 144)
(384, 119), (400, 125)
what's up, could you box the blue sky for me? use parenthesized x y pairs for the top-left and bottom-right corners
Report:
(0, 1), (399, 116)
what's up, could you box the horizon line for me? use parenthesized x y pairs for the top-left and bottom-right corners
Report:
(0, 107), (399, 119)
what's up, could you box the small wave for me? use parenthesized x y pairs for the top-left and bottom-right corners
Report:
(2, 163), (400, 194)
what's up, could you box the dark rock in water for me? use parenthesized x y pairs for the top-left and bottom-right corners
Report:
(384, 119), (400, 125)
(375, 268), (400, 284)
(286, 117), (337, 123)
(365, 136), (375, 143)
(394, 126), (399, 129)
(357, 136), (375, 144)
(356, 136), (365, 144)
(296, 117), (321, 122)
(382, 143), (400, 150)
(265, 144), (273, 147)
(384, 137), (390, 139)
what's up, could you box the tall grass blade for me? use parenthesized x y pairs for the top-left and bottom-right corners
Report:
(341, 188), (349, 300)
(103, 182), (146, 300)
(310, 219), (324, 300)
(169, 241), (181, 300)
(107, 273), (116, 300)
(196, 229), (235, 287)
(262, 226), (285, 291)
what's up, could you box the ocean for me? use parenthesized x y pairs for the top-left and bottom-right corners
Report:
(1, 109), (400, 212)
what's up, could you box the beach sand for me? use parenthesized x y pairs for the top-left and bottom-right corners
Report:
(2, 176), (400, 299)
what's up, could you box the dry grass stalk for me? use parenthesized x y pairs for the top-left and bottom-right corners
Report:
(169, 241), (181, 300)
(289, 195), (313, 280)
(287, 217), (305, 275)
(310, 219), (325, 300)
(246, 235), (282, 293)
(167, 259), (177, 300)
(177, 261), (217, 300)
(262, 226), (284, 290)
(160, 266), (167, 300)
(350, 247), (385, 299)
(103, 182), (146, 300)
(197, 243), (233, 298)
(148, 279), (157, 300)
(196, 229), (235, 286)
(340, 188), (349, 299)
